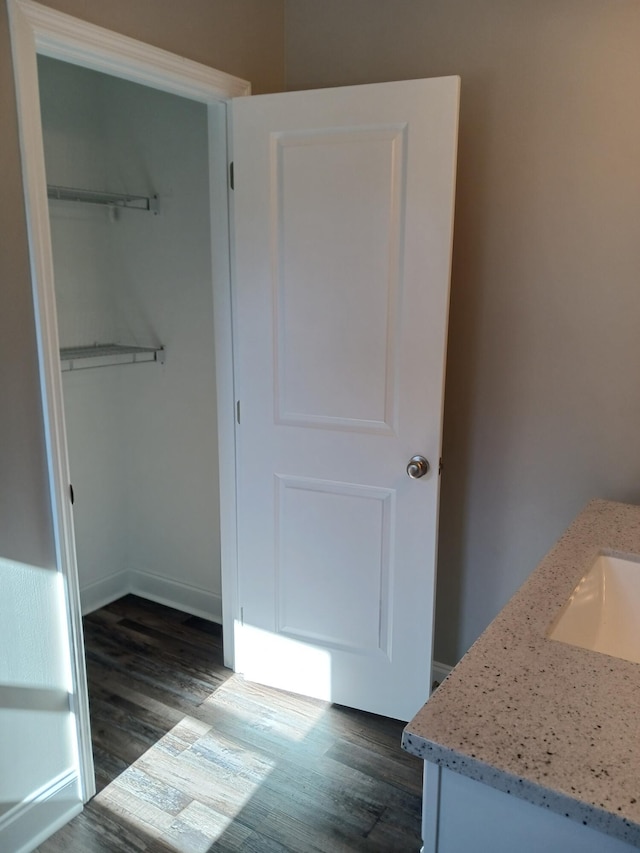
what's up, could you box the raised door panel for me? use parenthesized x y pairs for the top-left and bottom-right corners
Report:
(275, 475), (394, 658)
(273, 125), (405, 432)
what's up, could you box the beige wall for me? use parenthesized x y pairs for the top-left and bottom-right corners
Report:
(0, 0), (284, 568)
(34, 0), (285, 96)
(5, 0), (640, 667)
(0, 5), (53, 567)
(286, 0), (640, 662)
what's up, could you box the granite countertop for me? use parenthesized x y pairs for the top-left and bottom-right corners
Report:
(402, 499), (640, 846)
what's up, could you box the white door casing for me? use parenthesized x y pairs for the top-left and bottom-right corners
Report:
(232, 78), (460, 722)
(7, 2), (247, 848)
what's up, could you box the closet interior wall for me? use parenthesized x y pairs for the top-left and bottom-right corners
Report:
(38, 57), (222, 620)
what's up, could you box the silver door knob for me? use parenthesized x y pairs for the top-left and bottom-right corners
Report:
(407, 455), (430, 479)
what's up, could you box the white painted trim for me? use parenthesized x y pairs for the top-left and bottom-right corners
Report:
(12, 0), (250, 100)
(0, 770), (82, 853)
(432, 660), (453, 689)
(210, 101), (239, 666)
(79, 571), (129, 615)
(128, 570), (223, 623)
(7, 0), (249, 833)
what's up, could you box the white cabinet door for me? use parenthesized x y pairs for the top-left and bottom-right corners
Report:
(232, 77), (459, 721)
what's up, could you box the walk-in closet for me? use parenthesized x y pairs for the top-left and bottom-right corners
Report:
(38, 56), (222, 622)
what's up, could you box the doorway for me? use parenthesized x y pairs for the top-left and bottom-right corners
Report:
(9, 0), (249, 805)
(35, 54), (232, 807)
(38, 55), (223, 625)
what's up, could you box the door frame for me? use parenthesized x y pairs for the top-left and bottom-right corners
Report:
(8, 0), (249, 801)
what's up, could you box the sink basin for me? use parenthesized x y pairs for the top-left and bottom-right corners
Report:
(548, 554), (640, 664)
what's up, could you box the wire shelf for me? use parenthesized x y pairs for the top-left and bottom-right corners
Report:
(60, 343), (165, 371)
(47, 185), (159, 214)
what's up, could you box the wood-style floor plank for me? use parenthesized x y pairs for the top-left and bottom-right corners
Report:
(36, 594), (423, 852)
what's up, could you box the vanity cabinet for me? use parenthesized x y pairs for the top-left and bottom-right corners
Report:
(420, 763), (636, 853)
(403, 501), (640, 853)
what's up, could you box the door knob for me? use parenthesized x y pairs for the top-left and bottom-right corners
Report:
(407, 455), (430, 479)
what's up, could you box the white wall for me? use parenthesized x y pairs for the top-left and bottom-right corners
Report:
(104, 71), (221, 611)
(285, 0), (640, 664)
(39, 57), (127, 599)
(0, 559), (79, 827)
(38, 57), (221, 618)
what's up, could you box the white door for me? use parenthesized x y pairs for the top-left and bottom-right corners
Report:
(232, 77), (459, 722)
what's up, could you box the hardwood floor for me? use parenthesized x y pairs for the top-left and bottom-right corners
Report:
(37, 595), (423, 852)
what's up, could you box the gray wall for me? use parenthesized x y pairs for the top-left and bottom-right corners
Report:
(285, 0), (640, 663)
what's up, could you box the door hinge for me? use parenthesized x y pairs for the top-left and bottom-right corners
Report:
(240, 606), (244, 626)
(229, 161), (234, 190)
(70, 483), (75, 505)
(236, 400), (241, 424)
(438, 458), (444, 476)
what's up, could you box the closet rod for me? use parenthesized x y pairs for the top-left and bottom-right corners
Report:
(47, 184), (159, 214)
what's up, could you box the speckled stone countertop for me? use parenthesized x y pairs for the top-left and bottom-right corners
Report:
(402, 499), (640, 846)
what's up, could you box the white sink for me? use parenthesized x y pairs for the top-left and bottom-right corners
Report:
(548, 554), (640, 664)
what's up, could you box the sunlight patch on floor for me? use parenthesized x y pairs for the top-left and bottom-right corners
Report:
(95, 674), (328, 851)
(96, 710), (274, 851)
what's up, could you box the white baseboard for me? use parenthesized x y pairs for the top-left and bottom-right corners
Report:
(432, 660), (454, 689)
(80, 569), (222, 623)
(0, 770), (82, 853)
(80, 570), (129, 615)
(128, 569), (222, 623)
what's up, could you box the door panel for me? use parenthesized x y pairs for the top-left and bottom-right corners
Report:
(273, 124), (404, 431)
(232, 78), (459, 721)
(275, 475), (394, 657)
